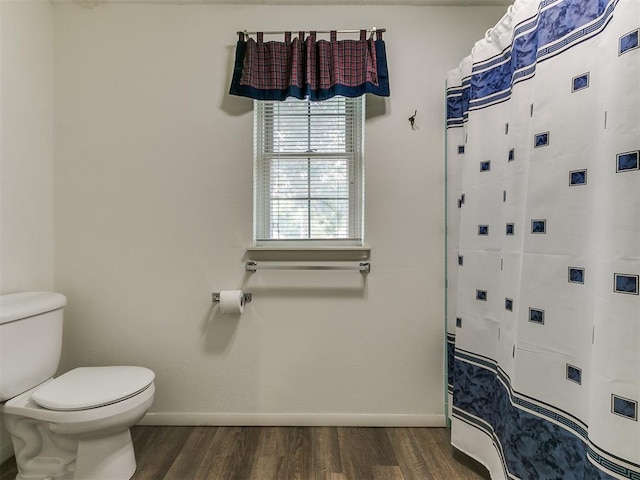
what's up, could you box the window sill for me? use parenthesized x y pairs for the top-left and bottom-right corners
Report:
(246, 246), (371, 261)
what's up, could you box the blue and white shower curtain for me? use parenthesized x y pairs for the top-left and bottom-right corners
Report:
(446, 0), (639, 479)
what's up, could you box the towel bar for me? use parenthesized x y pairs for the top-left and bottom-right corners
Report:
(245, 261), (370, 274)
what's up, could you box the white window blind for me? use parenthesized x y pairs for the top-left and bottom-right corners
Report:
(254, 96), (365, 246)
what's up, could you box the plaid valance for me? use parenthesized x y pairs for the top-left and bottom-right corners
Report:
(229, 30), (390, 101)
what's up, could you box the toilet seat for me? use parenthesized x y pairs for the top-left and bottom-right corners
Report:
(3, 380), (155, 427)
(31, 366), (155, 411)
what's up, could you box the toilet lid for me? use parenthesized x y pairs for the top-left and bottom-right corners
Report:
(31, 366), (155, 411)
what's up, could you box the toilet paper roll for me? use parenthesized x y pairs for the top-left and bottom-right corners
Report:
(219, 290), (245, 315)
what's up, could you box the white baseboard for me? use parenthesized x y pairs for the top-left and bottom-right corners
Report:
(138, 412), (446, 427)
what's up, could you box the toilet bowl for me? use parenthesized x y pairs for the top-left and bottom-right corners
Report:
(0, 292), (155, 480)
(2, 367), (155, 480)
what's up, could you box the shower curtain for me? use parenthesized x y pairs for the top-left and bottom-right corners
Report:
(445, 0), (639, 479)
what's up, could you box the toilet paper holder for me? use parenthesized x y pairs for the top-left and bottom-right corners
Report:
(212, 292), (252, 304)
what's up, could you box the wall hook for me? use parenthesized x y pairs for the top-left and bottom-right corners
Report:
(409, 110), (417, 129)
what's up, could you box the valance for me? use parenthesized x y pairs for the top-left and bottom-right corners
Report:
(229, 30), (390, 101)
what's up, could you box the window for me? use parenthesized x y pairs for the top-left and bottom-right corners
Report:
(254, 96), (365, 246)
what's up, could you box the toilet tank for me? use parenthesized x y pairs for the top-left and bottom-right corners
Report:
(0, 292), (67, 401)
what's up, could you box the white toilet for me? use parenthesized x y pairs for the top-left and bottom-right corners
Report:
(0, 292), (155, 480)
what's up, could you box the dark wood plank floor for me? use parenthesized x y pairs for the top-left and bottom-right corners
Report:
(0, 426), (489, 480)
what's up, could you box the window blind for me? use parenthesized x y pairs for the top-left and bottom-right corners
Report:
(254, 96), (365, 246)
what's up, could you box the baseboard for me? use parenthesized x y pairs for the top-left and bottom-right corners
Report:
(138, 412), (446, 427)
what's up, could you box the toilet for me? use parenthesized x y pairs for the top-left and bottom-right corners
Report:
(0, 292), (155, 480)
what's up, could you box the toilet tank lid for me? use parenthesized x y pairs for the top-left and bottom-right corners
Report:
(0, 292), (67, 325)
(32, 366), (155, 411)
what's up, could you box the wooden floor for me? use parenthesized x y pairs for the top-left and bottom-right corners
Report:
(1, 426), (489, 480)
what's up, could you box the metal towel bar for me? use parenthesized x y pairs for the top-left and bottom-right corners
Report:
(246, 261), (370, 274)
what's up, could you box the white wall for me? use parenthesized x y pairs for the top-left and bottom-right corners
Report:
(0, 0), (54, 294)
(0, 0), (54, 462)
(53, 3), (504, 425)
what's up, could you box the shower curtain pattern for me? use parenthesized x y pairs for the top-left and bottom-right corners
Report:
(445, 0), (639, 479)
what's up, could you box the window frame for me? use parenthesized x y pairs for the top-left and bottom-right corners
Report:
(253, 96), (365, 247)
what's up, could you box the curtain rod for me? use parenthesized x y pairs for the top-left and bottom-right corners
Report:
(237, 28), (386, 36)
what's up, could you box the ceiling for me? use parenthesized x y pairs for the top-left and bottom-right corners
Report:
(55, 0), (513, 7)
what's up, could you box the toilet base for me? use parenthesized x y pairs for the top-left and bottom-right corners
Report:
(74, 430), (137, 480)
(5, 414), (137, 480)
